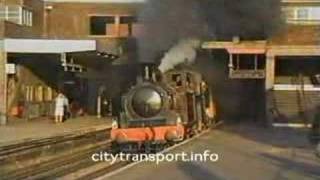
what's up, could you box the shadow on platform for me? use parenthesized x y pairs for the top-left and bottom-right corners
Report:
(220, 122), (312, 149)
(260, 153), (320, 179)
(177, 162), (225, 180)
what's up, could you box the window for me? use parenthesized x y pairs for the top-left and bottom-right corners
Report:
(296, 8), (309, 20)
(90, 16), (116, 36)
(0, 5), (32, 26)
(0, 5), (20, 24)
(282, 6), (320, 24)
(89, 15), (139, 37)
(45, 87), (53, 101)
(172, 74), (183, 87)
(119, 16), (137, 37)
(22, 8), (33, 26)
(26, 86), (35, 102)
(25, 86), (30, 101)
(35, 86), (44, 102)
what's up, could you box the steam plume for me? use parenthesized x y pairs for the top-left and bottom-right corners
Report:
(159, 39), (200, 72)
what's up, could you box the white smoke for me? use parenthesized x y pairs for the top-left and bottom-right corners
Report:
(158, 39), (201, 73)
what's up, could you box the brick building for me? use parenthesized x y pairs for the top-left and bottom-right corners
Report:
(1, 0), (319, 126)
(0, 0), (143, 124)
(203, 0), (320, 126)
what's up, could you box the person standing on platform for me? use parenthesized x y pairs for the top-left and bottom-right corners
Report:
(310, 107), (320, 158)
(54, 92), (69, 123)
(311, 108), (320, 142)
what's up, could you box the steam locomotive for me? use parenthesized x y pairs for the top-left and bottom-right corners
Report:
(111, 65), (217, 152)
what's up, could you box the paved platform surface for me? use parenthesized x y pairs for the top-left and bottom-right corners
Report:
(107, 123), (320, 180)
(0, 116), (112, 146)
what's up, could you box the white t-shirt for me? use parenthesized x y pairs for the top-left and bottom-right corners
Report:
(55, 94), (68, 108)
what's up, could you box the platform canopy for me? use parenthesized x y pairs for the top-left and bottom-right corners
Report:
(2, 39), (96, 54)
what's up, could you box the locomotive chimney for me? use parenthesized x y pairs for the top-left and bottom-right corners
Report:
(232, 36), (240, 44)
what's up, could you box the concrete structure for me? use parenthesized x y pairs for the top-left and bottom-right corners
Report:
(203, 0), (320, 126)
(0, 0), (143, 124)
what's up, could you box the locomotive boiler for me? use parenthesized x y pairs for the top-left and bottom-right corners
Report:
(111, 65), (217, 152)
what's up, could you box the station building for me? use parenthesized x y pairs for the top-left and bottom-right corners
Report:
(0, 0), (143, 124)
(0, 0), (319, 127)
(203, 0), (320, 126)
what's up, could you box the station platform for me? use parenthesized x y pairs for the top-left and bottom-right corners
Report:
(0, 116), (112, 146)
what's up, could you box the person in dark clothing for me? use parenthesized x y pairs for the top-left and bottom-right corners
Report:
(310, 108), (320, 144)
(309, 107), (320, 154)
(310, 109), (320, 158)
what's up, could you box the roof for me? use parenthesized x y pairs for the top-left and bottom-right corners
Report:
(42, 0), (320, 3)
(282, 0), (320, 3)
(2, 39), (96, 53)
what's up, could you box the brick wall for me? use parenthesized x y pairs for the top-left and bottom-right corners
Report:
(45, 3), (141, 38)
(45, 2), (142, 52)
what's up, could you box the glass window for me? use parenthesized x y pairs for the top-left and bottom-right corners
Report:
(296, 8), (309, 20)
(119, 16), (137, 37)
(0, 5), (32, 26)
(172, 74), (183, 87)
(26, 86), (35, 102)
(90, 16), (116, 36)
(36, 86), (44, 102)
(25, 86), (30, 101)
(22, 8), (32, 26)
(29, 11), (33, 26)
(45, 87), (53, 101)
(0, 6), (5, 20)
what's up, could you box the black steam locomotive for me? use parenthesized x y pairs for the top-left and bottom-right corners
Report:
(111, 65), (217, 152)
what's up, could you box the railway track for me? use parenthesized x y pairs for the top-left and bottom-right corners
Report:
(0, 128), (110, 157)
(0, 127), (112, 180)
(0, 124), (221, 180)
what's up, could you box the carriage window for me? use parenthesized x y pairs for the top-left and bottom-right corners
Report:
(172, 74), (183, 86)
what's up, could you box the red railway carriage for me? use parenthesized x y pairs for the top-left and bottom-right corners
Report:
(111, 66), (216, 152)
